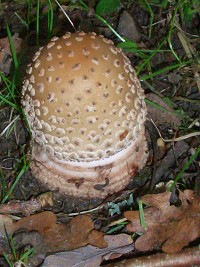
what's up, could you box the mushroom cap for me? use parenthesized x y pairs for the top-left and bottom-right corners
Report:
(22, 32), (148, 199)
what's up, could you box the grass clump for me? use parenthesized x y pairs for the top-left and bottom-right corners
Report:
(3, 233), (34, 267)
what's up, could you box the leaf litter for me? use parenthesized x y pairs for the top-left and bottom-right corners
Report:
(124, 190), (200, 254)
(0, 190), (199, 266)
(41, 234), (133, 267)
(0, 211), (133, 266)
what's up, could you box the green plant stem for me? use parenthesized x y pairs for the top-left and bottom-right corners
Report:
(79, 0), (125, 42)
(48, 0), (54, 38)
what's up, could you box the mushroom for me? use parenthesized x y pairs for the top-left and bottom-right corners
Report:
(21, 31), (148, 199)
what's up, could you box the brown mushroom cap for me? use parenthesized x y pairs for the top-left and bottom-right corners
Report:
(22, 31), (148, 199)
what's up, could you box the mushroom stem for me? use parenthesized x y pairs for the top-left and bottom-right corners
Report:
(31, 130), (147, 198)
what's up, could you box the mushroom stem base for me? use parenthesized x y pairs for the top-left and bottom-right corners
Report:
(30, 137), (148, 199)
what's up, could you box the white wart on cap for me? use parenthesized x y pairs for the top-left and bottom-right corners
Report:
(22, 31), (148, 199)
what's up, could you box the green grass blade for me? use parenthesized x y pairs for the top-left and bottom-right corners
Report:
(117, 41), (148, 58)
(36, 0), (40, 46)
(168, 146), (200, 191)
(20, 247), (35, 262)
(143, 0), (154, 38)
(0, 71), (12, 87)
(27, 0), (31, 27)
(10, 236), (17, 261)
(3, 253), (12, 267)
(0, 94), (20, 111)
(106, 223), (126, 234)
(47, 0), (54, 38)
(138, 199), (147, 230)
(95, 13), (125, 42)
(0, 72), (20, 111)
(79, 0), (125, 42)
(136, 37), (167, 74)
(14, 12), (29, 28)
(6, 23), (19, 70)
(167, 1), (182, 62)
(140, 59), (194, 80)
(55, 0), (76, 30)
(145, 98), (180, 116)
(1, 158), (30, 204)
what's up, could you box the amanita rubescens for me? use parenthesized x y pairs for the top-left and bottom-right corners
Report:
(22, 31), (148, 199)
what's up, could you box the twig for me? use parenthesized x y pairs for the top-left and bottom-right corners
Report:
(0, 192), (53, 216)
(150, 118), (200, 142)
(68, 204), (104, 216)
(103, 246), (200, 267)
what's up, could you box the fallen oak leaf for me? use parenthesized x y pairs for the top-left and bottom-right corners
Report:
(13, 211), (106, 253)
(161, 217), (200, 254)
(141, 189), (199, 223)
(124, 190), (200, 253)
(125, 206), (161, 232)
(141, 190), (195, 212)
(41, 234), (134, 267)
(88, 229), (106, 248)
(134, 218), (200, 254)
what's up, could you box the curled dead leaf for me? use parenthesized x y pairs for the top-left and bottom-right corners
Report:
(41, 234), (134, 267)
(124, 190), (200, 253)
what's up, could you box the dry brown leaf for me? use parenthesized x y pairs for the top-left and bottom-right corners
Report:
(13, 211), (106, 253)
(124, 190), (200, 253)
(88, 229), (107, 248)
(146, 93), (181, 128)
(41, 234), (134, 267)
